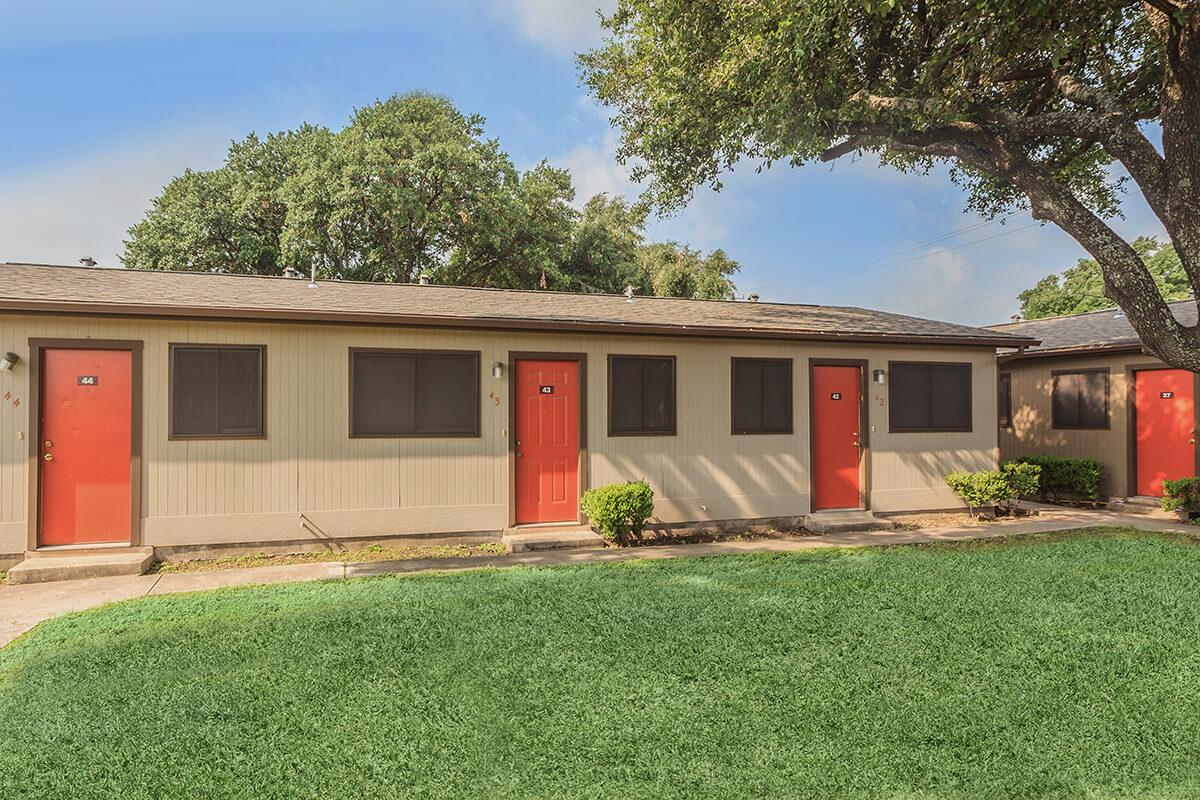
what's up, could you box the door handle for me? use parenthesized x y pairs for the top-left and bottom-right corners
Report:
(43, 453), (53, 462)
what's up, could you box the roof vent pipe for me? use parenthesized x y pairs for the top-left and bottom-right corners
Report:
(747, 294), (759, 303)
(79, 257), (97, 267)
(624, 285), (635, 303)
(1010, 314), (1021, 323)
(308, 262), (318, 289)
(282, 266), (303, 279)
(418, 273), (431, 286)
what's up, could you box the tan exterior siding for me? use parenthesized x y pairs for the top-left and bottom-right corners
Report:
(999, 351), (1156, 497)
(0, 314), (999, 555)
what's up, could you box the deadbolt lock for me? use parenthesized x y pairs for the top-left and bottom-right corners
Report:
(43, 440), (52, 448)
(43, 453), (53, 462)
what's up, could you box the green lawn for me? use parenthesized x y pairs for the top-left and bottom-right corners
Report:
(3, 528), (1200, 799)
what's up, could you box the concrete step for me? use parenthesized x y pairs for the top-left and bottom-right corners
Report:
(1107, 497), (1177, 519)
(7, 547), (155, 584)
(804, 510), (896, 535)
(501, 527), (606, 554)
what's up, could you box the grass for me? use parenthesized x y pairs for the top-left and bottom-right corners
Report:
(3, 527), (1200, 799)
(152, 541), (507, 573)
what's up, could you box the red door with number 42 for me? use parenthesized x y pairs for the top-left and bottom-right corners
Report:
(812, 365), (863, 510)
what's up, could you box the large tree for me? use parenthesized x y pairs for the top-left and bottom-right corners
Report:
(124, 92), (740, 300)
(1019, 236), (1190, 318)
(581, 1), (1200, 369)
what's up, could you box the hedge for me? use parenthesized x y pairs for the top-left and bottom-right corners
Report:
(1162, 477), (1200, 514)
(1006, 455), (1104, 501)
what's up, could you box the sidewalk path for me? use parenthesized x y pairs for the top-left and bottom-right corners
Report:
(1, 506), (1192, 647)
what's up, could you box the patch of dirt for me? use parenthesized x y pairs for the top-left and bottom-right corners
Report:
(617, 527), (816, 547)
(887, 508), (1042, 531)
(152, 542), (507, 574)
(886, 512), (993, 531)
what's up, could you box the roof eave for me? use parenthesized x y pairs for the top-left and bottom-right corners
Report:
(998, 341), (1145, 363)
(0, 299), (1036, 348)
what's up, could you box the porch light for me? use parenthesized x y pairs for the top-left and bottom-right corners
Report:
(0, 352), (18, 373)
(492, 362), (504, 379)
(873, 369), (886, 385)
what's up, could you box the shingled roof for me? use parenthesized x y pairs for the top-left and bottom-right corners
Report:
(988, 299), (1197, 358)
(0, 263), (1035, 347)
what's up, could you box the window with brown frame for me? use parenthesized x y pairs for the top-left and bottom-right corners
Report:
(608, 355), (676, 435)
(170, 344), (265, 438)
(732, 357), (792, 434)
(889, 361), (972, 432)
(1052, 369), (1109, 429)
(350, 349), (479, 437)
(998, 372), (1012, 429)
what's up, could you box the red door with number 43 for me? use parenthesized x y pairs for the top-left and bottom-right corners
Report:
(515, 360), (581, 524)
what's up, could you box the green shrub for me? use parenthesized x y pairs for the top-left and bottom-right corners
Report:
(1162, 477), (1200, 513)
(945, 470), (1012, 516)
(1008, 455), (1104, 500)
(581, 480), (654, 544)
(1002, 461), (1042, 511)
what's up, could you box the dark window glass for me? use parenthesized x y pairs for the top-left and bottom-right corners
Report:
(732, 358), (792, 434)
(609, 356), (676, 435)
(350, 350), (478, 437)
(171, 345), (264, 438)
(889, 362), (972, 432)
(998, 373), (1012, 428)
(1052, 370), (1108, 429)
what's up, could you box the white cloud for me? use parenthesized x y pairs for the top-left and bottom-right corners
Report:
(492, 0), (615, 55)
(552, 130), (638, 205)
(0, 127), (231, 266)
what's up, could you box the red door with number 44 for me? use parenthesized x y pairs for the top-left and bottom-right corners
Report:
(39, 348), (134, 546)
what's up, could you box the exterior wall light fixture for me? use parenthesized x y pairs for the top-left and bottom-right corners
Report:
(0, 352), (19, 372)
(492, 362), (504, 379)
(873, 369), (886, 385)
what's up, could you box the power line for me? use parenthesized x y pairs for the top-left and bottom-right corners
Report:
(739, 215), (1014, 294)
(918, 287), (1026, 315)
(742, 221), (1040, 297)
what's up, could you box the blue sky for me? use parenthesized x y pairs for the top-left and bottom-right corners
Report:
(0, 0), (1165, 325)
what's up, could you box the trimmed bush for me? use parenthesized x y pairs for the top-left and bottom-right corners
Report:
(581, 480), (654, 544)
(946, 462), (1042, 516)
(1007, 455), (1104, 501)
(1002, 461), (1042, 511)
(1162, 477), (1200, 514)
(945, 470), (1012, 516)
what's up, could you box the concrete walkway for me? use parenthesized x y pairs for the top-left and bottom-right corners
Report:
(0, 506), (1192, 648)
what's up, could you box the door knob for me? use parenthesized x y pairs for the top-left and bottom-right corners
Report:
(43, 453), (53, 462)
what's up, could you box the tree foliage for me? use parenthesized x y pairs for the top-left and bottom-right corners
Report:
(124, 92), (738, 300)
(1019, 236), (1190, 319)
(581, 1), (1200, 369)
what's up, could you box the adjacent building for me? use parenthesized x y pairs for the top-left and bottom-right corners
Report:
(989, 300), (1199, 499)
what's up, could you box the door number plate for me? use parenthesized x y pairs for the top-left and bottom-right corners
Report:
(539, 385), (554, 394)
(77, 375), (99, 386)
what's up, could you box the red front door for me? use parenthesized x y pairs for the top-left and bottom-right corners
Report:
(812, 365), (863, 510)
(39, 349), (134, 546)
(1135, 368), (1196, 497)
(515, 360), (580, 524)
